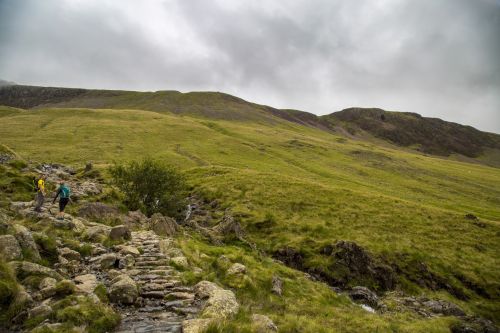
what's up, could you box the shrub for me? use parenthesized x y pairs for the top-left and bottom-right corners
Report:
(109, 158), (187, 218)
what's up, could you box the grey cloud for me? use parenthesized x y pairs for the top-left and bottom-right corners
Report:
(0, 0), (499, 132)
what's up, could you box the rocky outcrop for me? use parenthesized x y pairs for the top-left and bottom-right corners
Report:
(349, 286), (379, 308)
(0, 234), (23, 261)
(78, 202), (120, 220)
(10, 261), (63, 280)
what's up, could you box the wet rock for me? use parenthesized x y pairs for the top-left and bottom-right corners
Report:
(182, 318), (212, 333)
(109, 274), (139, 304)
(349, 286), (379, 308)
(0, 234), (22, 261)
(150, 213), (178, 236)
(9, 261), (62, 280)
(194, 280), (239, 319)
(271, 275), (283, 296)
(58, 247), (81, 261)
(74, 274), (98, 294)
(109, 224), (131, 241)
(12, 224), (41, 261)
(252, 314), (278, 332)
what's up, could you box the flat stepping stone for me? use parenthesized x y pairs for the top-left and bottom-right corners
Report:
(141, 291), (166, 298)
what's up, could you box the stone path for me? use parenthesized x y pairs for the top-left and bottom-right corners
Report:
(114, 231), (201, 333)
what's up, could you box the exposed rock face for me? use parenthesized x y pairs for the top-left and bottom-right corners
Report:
(109, 225), (131, 241)
(109, 275), (139, 304)
(194, 281), (239, 319)
(273, 246), (304, 270)
(150, 213), (178, 236)
(349, 286), (379, 308)
(0, 234), (23, 261)
(251, 314), (278, 332)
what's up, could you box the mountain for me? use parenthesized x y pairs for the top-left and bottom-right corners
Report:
(0, 79), (16, 87)
(0, 84), (499, 332)
(0, 84), (498, 165)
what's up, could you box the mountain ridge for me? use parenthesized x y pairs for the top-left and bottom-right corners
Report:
(0, 84), (499, 163)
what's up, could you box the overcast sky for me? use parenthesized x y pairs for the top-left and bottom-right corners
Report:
(0, 0), (499, 132)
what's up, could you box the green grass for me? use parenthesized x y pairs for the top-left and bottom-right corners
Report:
(0, 106), (499, 330)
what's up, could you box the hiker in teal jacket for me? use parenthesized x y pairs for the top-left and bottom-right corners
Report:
(52, 181), (71, 220)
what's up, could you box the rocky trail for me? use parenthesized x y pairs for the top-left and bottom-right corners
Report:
(1, 164), (242, 333)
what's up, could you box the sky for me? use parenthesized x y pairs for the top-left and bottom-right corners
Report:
(0, 0), (499, 133)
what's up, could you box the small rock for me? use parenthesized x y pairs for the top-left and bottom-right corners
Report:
(58, 247), (81, 261)
(0, 235), (23, 261)
(117, 245), (140, 256)
(194, 280), (239, 319)
(349, 286), (379, 308)
(39, 277), (57, 290)
(93, 253), (118, 269)
(182, 319), (212, 333)
(29, 304), (52, 318)
(109, 225), (131, 241)
(227, 263), (246, 275)
(171, 256), (189, 269)
(109, 274), (139, 304)
(252, 314), (278, 332)
(271, 275), (283, 296)
(74, 274), (98, 294)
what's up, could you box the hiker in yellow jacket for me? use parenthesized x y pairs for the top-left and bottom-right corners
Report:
(34, 174), (47, 212)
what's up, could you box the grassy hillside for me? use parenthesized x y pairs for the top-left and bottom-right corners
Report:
(0, 105), (499, 330)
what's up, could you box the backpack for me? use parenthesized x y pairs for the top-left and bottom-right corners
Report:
(60, 185), (71, 199)
(33, 177), (39, 192)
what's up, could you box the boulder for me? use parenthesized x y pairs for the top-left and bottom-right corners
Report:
(118, 254), (135, 269)
(12, 224), (41, 260)
(251, 314), (278, 332)
(182, 319), (213, 333)
(74, 274), (98, 294)
(108, 274), (138, 304)
(109, 225), (131, 241)
(150, 213), (178, 236)
(92, 253), (118, 269)
(123, 210), (149, 227)
(349, 286), (379, 308)
(58, 247), (81, 261)
(78, 202), (119, 220)
(0, 210), (11, 233)
(0, 235), (22, 261)
(194, 280), (239, 319)
(422, 300), (465, 317)
(84, 225), (111, 242)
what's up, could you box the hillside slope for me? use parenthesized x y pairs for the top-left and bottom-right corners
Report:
(1, 84), (499, 166)
(0, 105), (499, 331)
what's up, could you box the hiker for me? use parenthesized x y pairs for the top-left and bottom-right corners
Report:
(52, 180), (71, 220)
(34, 174), (47, 212)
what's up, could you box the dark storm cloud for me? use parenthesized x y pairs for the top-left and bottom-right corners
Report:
(0, 0), (499, 132)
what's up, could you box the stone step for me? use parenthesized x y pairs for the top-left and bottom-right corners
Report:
(135, 260), (170, 267)
(141, 291), (166, 299)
